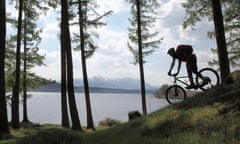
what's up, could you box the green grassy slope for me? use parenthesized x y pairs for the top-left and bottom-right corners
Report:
(81, 83), (240, 144)
(1, 77), (240, 144)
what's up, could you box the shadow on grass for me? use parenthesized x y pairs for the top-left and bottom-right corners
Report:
(16, 128), (82, 144)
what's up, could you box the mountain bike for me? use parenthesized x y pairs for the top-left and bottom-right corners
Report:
(165, 67), (220, 104)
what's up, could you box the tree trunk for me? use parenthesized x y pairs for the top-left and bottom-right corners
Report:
(0, 0), (9, 135)
(66, 36), (82, 130)
(136, 0), (147, 115)
(61, 38), (69, 128)
(79, 0), (95, 130)
(12, 0), (23, 129)
(60, 0), (69, 127)
(22, 16), (29, 122)
(211, 0), (230, 82)
(61, 0), (82, 130)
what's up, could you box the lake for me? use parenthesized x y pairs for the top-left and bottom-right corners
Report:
(8, 92), (169, 126)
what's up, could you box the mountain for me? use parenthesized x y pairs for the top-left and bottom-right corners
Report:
(30, 76), (158, 93)
(74, 76), (157, 90)
(31, 83), (157, 94)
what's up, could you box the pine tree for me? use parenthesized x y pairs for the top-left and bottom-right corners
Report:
(22, 0), (50, 123)
(6, 0), (52, 124)
(71, 0), (112, 129)
(61, 0), (82, 130)
(127, 0), (162, 115)
(77, 0), (95, 130)
(12, 0), (24, 129)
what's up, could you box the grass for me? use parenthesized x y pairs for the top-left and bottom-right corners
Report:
(1, 80), (240, 144)
(0, 124), (62, 144)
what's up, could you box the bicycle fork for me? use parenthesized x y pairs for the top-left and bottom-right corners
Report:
(173, 78), (179, 97)
(174, 87), (179, 97)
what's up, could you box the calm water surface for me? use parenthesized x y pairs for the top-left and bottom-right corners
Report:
(8, 92), (169, 126)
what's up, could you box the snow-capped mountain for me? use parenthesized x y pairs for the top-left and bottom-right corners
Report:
(74, 76), (157, 90)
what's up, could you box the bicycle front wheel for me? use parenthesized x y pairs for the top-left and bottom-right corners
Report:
(196, 68), (220, 91)
(165, 85), (186, 104)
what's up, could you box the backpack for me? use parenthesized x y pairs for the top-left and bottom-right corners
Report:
(175, 45), (193, 61)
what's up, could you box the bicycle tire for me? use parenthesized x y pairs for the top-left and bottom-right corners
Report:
(165, 85), (187, 104)
(196, 68), (220, 91)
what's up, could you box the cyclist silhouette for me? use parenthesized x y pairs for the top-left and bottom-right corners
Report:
(167, 44), (198, 89)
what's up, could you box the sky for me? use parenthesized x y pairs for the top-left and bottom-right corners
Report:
(7, 0), (218, 87)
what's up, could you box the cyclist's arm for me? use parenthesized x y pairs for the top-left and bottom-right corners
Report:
(168, 58), (175, 75)
(175, 59), (182, 76)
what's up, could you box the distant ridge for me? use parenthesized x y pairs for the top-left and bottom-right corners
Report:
(74, 76), (158, 90)
(31, 83), (157, 94)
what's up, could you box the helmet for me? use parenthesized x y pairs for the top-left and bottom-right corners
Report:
(167, 47), (175, 55)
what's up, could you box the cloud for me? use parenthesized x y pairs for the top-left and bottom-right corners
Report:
(156, 0), (187, 52)
(97, 26), (130, 56)
(159, 0), (186, 27)
(73, 25), (137, 79)
(40, 21), (59, 39)
(196, 50), (218, 69)
(179, 19), (214, 43)
(32, 0), (218, 87)
(31, 49), (61, 81)
(6, 1), (18, 18)
(95, 0), (129, 14)
(86, 52), (138, 78)
(157, 0), (215, 51)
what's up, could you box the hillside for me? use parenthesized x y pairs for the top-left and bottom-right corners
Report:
(80, 82), (240, 144)
(1, 74), (240, 144)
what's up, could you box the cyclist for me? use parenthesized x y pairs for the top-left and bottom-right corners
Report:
(167, 44), (198, 89)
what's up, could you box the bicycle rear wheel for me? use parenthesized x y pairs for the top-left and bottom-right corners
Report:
(196, 68), (220, 91)
(165, 85), (186, 104)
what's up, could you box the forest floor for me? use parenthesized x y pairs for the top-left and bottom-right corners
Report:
(1, 71), (240, 144)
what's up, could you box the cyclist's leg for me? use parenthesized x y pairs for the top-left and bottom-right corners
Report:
(191, 54), (198, 75)
(186, 58), (195, 89)
(192, 54), (210, 85)
(192, 54), (203, 82)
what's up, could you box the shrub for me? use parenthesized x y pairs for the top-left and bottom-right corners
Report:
(98, 118), (121, 127)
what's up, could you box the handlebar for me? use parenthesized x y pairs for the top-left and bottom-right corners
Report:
(168, 73), (177, 77)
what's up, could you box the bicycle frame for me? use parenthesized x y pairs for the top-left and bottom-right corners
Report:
(172, 76), (190, 87)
